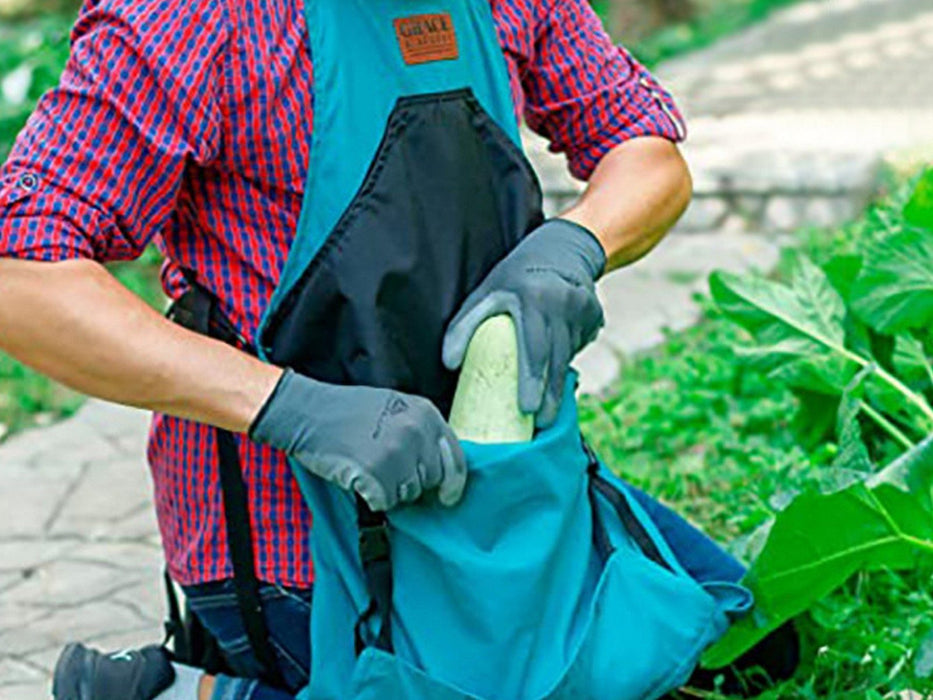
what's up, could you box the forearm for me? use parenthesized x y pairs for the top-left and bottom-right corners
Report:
(561, 136), (692, 273)
(0, 258), (281, 433)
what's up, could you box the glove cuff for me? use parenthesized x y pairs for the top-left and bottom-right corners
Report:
(248, 368), (315, 447)
(546, 218), (607, 279)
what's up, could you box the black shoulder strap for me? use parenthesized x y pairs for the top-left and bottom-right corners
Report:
(216, 428), (286, 686)
(166, 277), (285, 687)
(163, 568), (188, 656)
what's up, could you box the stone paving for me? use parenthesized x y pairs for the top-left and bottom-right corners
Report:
(3, 0), (933, 696)
(534, 0), (933, 234)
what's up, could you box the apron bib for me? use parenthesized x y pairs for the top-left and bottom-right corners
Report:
(256, 2), (752, 698)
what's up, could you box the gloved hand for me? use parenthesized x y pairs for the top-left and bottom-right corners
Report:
(443, 219), (606, 429)
(250, 370), (468, 512)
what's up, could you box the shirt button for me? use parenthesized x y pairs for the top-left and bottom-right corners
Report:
(18, 173), (38, 191)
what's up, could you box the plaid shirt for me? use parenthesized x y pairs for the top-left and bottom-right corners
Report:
(0, 0), (684, 587)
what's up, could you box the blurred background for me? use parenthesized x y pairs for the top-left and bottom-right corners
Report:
(2, 0), (933, 697)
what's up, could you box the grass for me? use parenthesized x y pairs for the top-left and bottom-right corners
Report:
(578, 175), (933, 697)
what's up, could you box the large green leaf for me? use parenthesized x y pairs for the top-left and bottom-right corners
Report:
(868, 434), (933, 508)
(824, 254), (896, 372)
(710, 256), (857, 394)
(904, 168), (933, 231)
(832, 368), (872, 472)
(851, 228), (933, 334)
(702, 480), (933, 669)
(893, 333), (933, 386)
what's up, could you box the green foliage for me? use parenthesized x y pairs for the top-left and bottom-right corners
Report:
(0, 14), (73, 161)
(579, 308), (814, 546)
(705, 479), (933, 668)
(630, 0), (805, 67)
(710, 257), (857, 395)
(700, 170), (933, 674)
(852, 229), (933, 335)
(581, 168), (933, 700)
(905, 169), (933, 231)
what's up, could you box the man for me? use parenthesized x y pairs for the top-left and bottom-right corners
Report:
(0, 0), (771, 698)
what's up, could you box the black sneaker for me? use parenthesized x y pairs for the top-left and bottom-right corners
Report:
(52, 643), (176, 700)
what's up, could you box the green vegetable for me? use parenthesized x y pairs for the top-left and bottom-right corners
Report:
(448, 315), (534, 443)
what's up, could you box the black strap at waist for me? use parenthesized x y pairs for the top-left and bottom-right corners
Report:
(166, 279), (285, 687)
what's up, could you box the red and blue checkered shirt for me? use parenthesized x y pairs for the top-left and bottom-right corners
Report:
(0, 0), (684, 587)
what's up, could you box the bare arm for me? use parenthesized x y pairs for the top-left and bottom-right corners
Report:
(0, 258), (281, 433)
(560, 136), (692, 273)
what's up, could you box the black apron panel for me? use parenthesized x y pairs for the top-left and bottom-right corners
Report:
(261, 88), (544, 414)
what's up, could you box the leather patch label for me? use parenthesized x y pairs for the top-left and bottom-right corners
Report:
(394, 13), (459, 65)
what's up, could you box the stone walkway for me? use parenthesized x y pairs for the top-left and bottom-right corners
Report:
(537, 0), (933, 234)
(3, 0), (932, 695)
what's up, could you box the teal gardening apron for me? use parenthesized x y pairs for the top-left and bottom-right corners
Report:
(255, 1), (753, 698)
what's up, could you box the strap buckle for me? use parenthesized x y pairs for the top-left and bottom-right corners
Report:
(359, 522), (391, 564)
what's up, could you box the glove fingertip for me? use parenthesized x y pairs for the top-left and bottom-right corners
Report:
(535, 400), (559, 430)
(437, 436), (468, 507)
(442, 326), (469, 370)
(355, 475), (390, 513)
(518, 372), (545, 415)
(535, 378), (564, 429)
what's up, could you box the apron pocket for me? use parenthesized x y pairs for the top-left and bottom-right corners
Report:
(352, 647), (484, 700)
(545, 547), (724, 700)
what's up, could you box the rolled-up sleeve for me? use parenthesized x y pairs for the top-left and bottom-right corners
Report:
(523, 0), (686, 181)
(0, 0), (228, 263)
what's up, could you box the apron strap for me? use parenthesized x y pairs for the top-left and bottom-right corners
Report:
(167, 279), (286, 688)
(354, 497), (395, 655)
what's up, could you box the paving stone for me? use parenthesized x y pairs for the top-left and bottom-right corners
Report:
(0, 541), (75, 574)
(0, 657), (46, 686)
(69, 540), (163, 573)
(764, 196), (805, 231)
(49, 455), (154, 539)
(0, 682), (49, 700)
(655, 0), (932, 230)
(2, 557), (146, 610)
(677, 197), (729, 231)
(574, 340), (621, 397)
(70, 400), (150, 446)
(21, 646), (60, 676)
(1, 600), (151, 656)
(0, 600), (52, 635)
(0, 463), (84, 537)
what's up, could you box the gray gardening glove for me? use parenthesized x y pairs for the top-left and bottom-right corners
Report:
(443, 219), (606, 429)
(250, 370), (467, 512)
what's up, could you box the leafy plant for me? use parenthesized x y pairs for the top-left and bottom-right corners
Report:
(0, 15), (73, 161)
(704, 169), (933, 668)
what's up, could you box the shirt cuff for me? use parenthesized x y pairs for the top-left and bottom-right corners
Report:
(566, 71), (687, 181)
